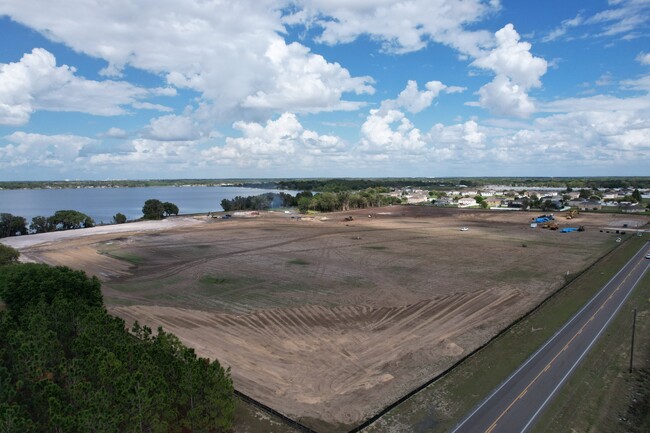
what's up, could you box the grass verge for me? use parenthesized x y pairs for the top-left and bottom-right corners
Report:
(364, 235), (648, 433)
(532, 257), (650, 433)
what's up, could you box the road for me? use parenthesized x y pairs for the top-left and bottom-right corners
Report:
(450, 241), (650, 433)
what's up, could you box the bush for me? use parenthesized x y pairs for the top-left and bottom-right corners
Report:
(0, 244), (19, 266)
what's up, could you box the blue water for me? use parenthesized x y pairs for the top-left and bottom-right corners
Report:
(0, 186), (296, 224)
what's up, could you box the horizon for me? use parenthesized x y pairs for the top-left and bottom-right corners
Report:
(2, 1), (650, 180)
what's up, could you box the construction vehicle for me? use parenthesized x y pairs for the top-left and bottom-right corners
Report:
(565, 209), (579, 219)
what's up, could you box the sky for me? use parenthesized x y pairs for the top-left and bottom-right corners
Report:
(1, 0), (649, 180)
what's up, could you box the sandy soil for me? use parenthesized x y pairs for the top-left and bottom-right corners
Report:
(11, 207), (648, 431)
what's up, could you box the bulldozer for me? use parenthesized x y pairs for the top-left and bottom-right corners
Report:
(565, 209), (579, 220)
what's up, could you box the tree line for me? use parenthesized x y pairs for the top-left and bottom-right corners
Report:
(0, 249), (234, 432)
(0, 210), (95, 238)
(0, 199), (180, 238)
(220, 189), (402, 213)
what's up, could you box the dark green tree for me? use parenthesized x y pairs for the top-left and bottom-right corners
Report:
(162, 202), (179, 217)
(29, 216), (52, 233)
(0, 214), (27, 238)
(49, 210), (94, 230)
(0, 264), (102, 317)
(220, 199), (232, 212)
(142, 199), (165, 220)
(113, 213), (127, 224)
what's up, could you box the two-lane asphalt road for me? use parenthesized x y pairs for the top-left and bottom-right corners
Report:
(451, 241), (650, 433)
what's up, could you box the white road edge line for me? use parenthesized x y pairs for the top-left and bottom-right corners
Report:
(449, 246), (646, 433)
(520, 261), (649, 432)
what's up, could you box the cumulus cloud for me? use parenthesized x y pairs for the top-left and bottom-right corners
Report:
(202, 113), (346, 168)
(143, 114), (203, 142)
(241, 40), (374, 113)
(0, 48), (160, 125)
(0, 0), (373, 120)
(360, 108), (425, 153)
(471, 24), (547, 117)
(286, 0), (499, 56)
(0, 131), (95, 168)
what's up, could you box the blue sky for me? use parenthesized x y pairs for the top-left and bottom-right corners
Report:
(1, 0), (649, 180)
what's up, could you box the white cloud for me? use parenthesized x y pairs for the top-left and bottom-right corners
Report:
(541, 13), (584, 42)
(636, 52), (650, 65)
(360, 109), (425, 153)
(104, 127), (128, 139)
(131, 102), (174, 112)
(471, 24), (547, 117)
(1, 131), (95, 168)
(377, 80), (463, 114)
(0, 1), (373, 120)
(202, 113), (347, 168)
(241, 39), (374, 113)
(143, 114), (203, 141)
(542, 1), (650, 42)
(287, 0), (499, 56)
(621, 75), (650, 91)
(0, 48), (155, 125)
(586, 0), (650, 37)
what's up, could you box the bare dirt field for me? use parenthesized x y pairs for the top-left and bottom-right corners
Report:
(11, 207), (648, 431)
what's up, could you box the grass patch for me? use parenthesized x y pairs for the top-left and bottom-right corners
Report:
(365, 235), (647, 433)
(102, 250), (145, 265)
(97, 244), (145, 265)
(287, 259), (309, 266)
(232, 399), (300, 433)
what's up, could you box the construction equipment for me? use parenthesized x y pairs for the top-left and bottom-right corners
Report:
(565, 209), (579, 219)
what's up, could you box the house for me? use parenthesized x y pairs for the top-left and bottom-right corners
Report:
(458, 197), (478, 208)
(576, 200), (602, 211)
(485, 197), (503, 207)
(479, 190), (496, 197)
(434, 197), (455, 207)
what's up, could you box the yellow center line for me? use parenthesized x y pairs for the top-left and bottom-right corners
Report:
(482, 257), (645, 432)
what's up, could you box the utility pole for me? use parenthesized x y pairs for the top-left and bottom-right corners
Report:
(630, 308), (637, 373)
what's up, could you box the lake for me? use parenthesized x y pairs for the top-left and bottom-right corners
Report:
(0, 186), (297, 224)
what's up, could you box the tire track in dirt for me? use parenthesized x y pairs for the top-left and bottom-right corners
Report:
(110, 287), (524, 426)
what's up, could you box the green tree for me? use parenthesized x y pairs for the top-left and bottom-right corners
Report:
(0, 264), (102, 317)
(49, 210), (94, 230)
(29, 216), (52, 233)
(142, 199), (165, 220)
(220, 198), (232, 212)
(297, 196), (312, 213)
(0, 214), (27, 238)
(0, 244), (19, 266)
(631, 189), (642, 203)
(113, 213), (127, 224)
(162, 202), (179, 217)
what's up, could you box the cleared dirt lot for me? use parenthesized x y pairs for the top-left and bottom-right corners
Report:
(15, 207), (648, 431)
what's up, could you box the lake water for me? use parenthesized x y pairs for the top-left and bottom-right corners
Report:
(0, 186), (297, 224)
